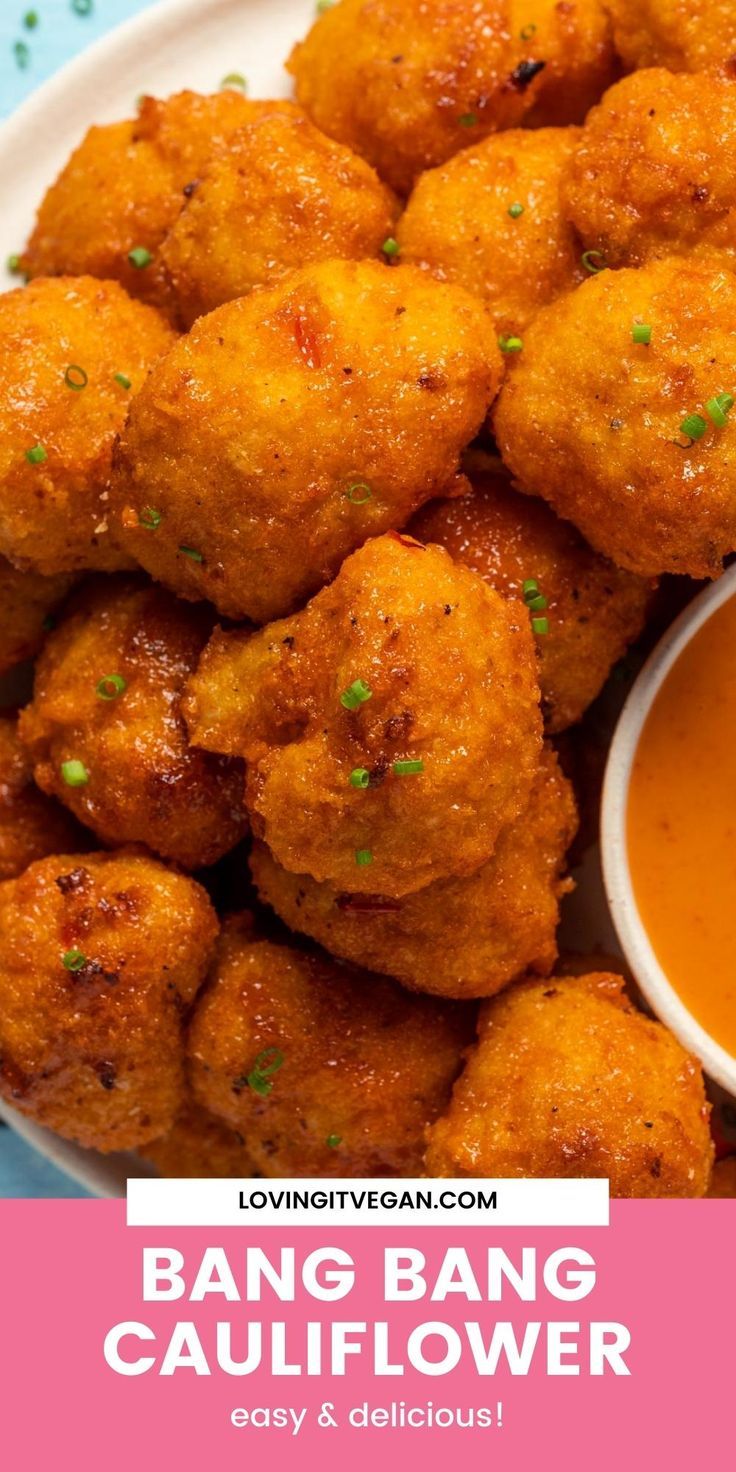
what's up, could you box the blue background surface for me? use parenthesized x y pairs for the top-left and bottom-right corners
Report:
(0, 0), (159, 1196)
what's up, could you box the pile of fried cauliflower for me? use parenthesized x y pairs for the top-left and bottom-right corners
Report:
(2, 0), (735, 1195)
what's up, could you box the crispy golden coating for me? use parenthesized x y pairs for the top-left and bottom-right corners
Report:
(0, 558), (75, 676)
(707, 1156), (736, 1197)
(410, 457), (654, 730)
(250, 745), (576, 998)
(426, 973), (714, 1195)
(605, 0), (736, 74)
(160, 105), (399, 328)
(0, 715), (85, 882)
(563, 70), (736, 271)
(288, 0), (617, 195)
(18, 578), (248, 870)
(0, 276), (174, 576)
(185, 534), (542, 898)
(140, 1098), (255, 1177)
(22, 91), (260, 309)
(493, 257), (736, 578)
(112, 259), (500, 622)
(188, 913), (473, 1176)
(0, 850), (218, 1150)
(398, 128), (583, 336)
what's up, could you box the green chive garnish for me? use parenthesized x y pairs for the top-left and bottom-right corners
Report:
(458, 113), (478, 127)
(522, 578), (538, 595)
(128, 246), (152, 269)
(393, 759), (424, 776)
(341, 679), (372, 710)
(61, 759), (89, 787)
(25, 444), (47, 464)
(14, 41), (30, 69)
(220, 72), (247, 91)
(350, 767), (370, 788)
(520, 22), (537, 39)
(532, 616), (549, 636)
(526, 593), (547, 611)
(114, 372), (132, 390)
(6, 254), (21, 274)
(632, 323), (652, 345)
(679, 413), (707, 442)
(247, 1046), (284, 1097)
(62, 949), (86, 972)
(582, 250), (607, 273)
(706, 393), (734, 428)
(326, 1133), (342, 1147)
(72, 0), (94, 15)
(346, 480), (372, 504)
(96, 674), (127, 701)
(179, 545), (203, 562)
(65, 364), (88, 391)
(24, 11), (39, 28)
(499, 335), (523, 353)
(355, 848), (373, 867)
(138, 506), (162, 529)
(508, 202), (524, 219)
(317, 0), (335, 10)
(382, 237), (400, 257)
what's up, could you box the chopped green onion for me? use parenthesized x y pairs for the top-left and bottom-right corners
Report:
(582, 250), (607, 273)
(508, 202), (524, 219)
(24, 11), (39, 28)
(679, 413), (707, 442)
(499, 335), (523, 353)
(317, 0), (335, 10)
(14, 41), (30, 69)
(632, 323), (652, 345)
(326, 1133), (342, 1147)
(6, 254), (21, 274)
(526, 593), (548, 612)
(393, 759), (424, 776)
(520, 22), (537, 39)
(179, 545), (203, 562)
(71, 0), (94, 15)
(96, 674), (127, 701)
(62, 949), (86, 973)
(532, 616), (549, 636)
(706, 393), (734, 428)
(340, 679), (372, 710)
(128, 246), (152, 269)
(114, 372), (132, 390)
(350, 767), (370, 789)
(382, 237), (400, 257)
(25, 444), (47, 464)
(355, 848), (373, 867)
(220, 72), (247, 91)
(247, 1046), (284, 1097)
(61, 759), (89, 787)
(138, 506), (162, 529)
(458, 113), (478, 127)
(64, 364), (88, 391)
(522, 578), (538, 595)
(345, 480), (372, 504)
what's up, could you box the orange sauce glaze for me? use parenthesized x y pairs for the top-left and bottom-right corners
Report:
(627, 593), (736, 1058)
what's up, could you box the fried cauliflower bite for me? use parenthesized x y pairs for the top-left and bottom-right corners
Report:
(250, 745), (576, 999)
(159, 105), (399, 329)
(707, 1157), (736, 1197)
(398, 128), (584, 337)
(410, 457), (654, 731)
(425, 973), (714, 1196)
(605, 0), (736, 74)
(185, 534), (542, 898)
(0, 558), (74, 676)
(112, 259), (500, 622)
(0, 850), (218, 1150)
(140, 1098), (255, 1178)
(493, 257), (736, 578)
(188, 913), (474, 1177)
(563, 71), (736, 272)
(21, 90), (260, 309)
(18, 578), (248, 871)
(0, 715), (85, 882)
(287, 0), (617, 195)
(0, 277), (174, 577)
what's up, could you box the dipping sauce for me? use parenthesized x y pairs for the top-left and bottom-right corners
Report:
(628, 593), (736, 1058)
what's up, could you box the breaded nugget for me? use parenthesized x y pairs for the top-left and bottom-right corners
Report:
(18, 578), (248, 871)
(0, 558), (74, 676)
(112, 259), (500, 622)
(398, 127), (583, 336)
(21, 90), (259, 309)
(250, 745), (576, 998)
(425, 973), (714, 1195)
(563, 70), (736, 271)
(605, 0), (736, 74)
(707, 1156), (736, 1197)
(140, 1098), (254, 1177)
(188, 913), (473, 1176)
(0, 715), (84, 882)
(0, 850), (218, 1150)
(0, 276), (174, 576)
(493, 257), (736, 578)
(160, 105), (399, 328)
(410, 457), (654, 730)
(288, 0), (617, 194)
(185, 534), (542, 898)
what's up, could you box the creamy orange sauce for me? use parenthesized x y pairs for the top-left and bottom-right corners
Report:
(627, 593), (736, 1058)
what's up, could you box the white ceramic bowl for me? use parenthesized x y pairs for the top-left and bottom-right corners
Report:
(601, 561), (736, 1097)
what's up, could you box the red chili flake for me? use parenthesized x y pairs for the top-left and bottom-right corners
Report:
(387, 530), (425, 550)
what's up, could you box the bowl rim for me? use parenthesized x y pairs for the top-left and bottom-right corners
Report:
(601, 561), (736, 1096)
